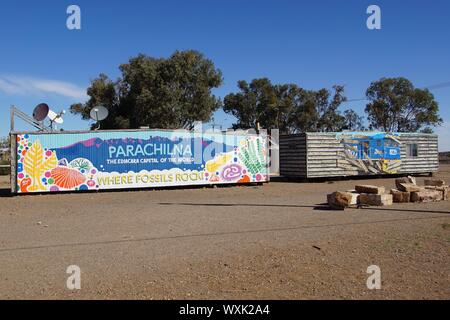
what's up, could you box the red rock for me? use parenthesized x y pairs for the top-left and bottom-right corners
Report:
(397, 183), (423, 192)
(355, 185), (385, 195)
(436, 186), (449, 201)
(327, 191), (354, 208)
(390, 189), (410, 203)
(424, 179), (445, 187)
(395, 176), (416, 189)
(410, 190), (443, 203)
(359, 194), (393, 206)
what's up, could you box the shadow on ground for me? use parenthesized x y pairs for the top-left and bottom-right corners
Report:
(158, 202), (450, 214)
(0, 214), (448, 254)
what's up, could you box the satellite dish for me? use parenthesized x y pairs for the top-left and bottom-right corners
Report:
(33, 103), (49, 121)
(90, 106), (109, 121)
(48, 109), (64, 124)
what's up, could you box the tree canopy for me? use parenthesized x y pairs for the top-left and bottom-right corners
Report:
(224, 77), (441, 133)
(365, 77), (442, 132)
(223, 79), (357, 133)
(71, 52), (441, 134)
(71, 50), (223, 129)
(222, 78), (277, 130)
(342, 109), (366, 131)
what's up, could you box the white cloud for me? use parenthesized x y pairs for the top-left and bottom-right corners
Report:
(0, 75), (87, 100)
(435, 121), (450, 152)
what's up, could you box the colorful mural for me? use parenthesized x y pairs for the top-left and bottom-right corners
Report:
(14, 131), (269, 193)
(336, 132), (401, 174)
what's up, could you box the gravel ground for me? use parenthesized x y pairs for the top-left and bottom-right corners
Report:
(0, 166), (449, 300)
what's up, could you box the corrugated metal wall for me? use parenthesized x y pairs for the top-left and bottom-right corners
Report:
(10, 129), (271, 193)
(306, 133), (357, 178)
(279, 134), (307, 177)
(398, 133), (439, 174)
(280, 132), (438, 178)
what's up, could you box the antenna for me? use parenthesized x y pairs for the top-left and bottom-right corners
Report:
(47, 108), (65, 131)
(89, 106), (109, 130)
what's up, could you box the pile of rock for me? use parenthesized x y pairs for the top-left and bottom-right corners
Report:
(327, 176), (449, 209)
(356, 185), (393, 206)
(392, 177), (449, 203)
(327, 184), (391, 209)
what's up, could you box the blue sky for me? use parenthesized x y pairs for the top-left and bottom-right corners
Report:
(0, 1), (449, 150)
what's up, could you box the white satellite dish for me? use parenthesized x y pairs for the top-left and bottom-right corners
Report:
(48, 109), (64, 124)
(90, 106), (109, 130)
(90, 106), (109, 122)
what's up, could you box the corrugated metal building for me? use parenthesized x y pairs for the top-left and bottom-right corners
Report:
(280, 132), (438, 178)
(10, 129), (270, 194)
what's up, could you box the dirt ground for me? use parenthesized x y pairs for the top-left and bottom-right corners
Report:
(0, 166), (449, 300)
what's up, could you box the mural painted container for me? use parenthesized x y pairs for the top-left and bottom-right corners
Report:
(280, 132), (438, 178)
(10, 129), (269, 194)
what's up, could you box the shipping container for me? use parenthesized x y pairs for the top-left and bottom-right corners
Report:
(280, 132), (438, 178)
(10, 129), (269, 194)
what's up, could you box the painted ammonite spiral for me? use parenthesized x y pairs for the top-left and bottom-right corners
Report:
(221, 164), (243, 181)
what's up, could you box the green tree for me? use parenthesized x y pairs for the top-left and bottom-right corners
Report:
(273, 84), (305, 133)
(71, 50), (223, 129)
(224, 80), (352, 133)
(365, 77), (442, 132)
(223, 78), (278, 130)
(342, 109), (366, 131)
(279, 85), (348, 132)
(308, 85), (347, 132)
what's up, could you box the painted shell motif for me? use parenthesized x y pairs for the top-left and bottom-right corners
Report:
(51, 167), (86, 189)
